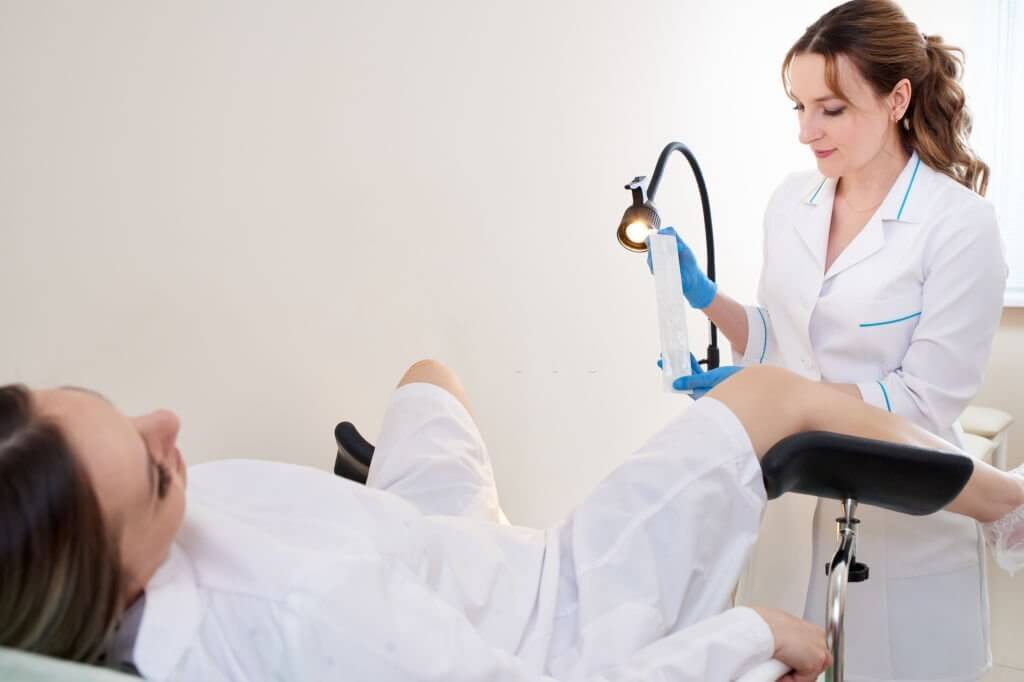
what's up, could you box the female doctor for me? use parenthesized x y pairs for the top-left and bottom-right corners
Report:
(655, 1), (1009, 680)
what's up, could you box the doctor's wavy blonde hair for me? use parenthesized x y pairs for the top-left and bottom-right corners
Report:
(783, 0), (989, 196)
(0, 384), (125, 664)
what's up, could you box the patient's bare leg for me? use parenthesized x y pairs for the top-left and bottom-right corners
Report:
(707, 366), (1024, 523)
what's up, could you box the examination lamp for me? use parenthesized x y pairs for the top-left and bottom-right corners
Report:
(617, 141), (720, 370)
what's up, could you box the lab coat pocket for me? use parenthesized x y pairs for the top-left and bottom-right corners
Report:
(886, 563), (988, 679)
(852, 294), (922, 372)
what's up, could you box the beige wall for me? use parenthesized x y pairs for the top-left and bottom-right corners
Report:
(977, 310), (1024, 468)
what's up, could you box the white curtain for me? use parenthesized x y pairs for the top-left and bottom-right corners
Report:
(970, 0), (1023, 306)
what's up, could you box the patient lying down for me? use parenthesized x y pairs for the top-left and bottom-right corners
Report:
(1, 361), (1022, 682)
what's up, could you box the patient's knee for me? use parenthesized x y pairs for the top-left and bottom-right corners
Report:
(728, 365), (806, 393)
(397, 359), (469, 408)
(709, 365), (814, 432)
(746, 365), (815, 427)
(400, 359), (454, 386)
(404, 358), (451, 377)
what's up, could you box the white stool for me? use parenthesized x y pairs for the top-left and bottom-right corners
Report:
(960, 406), (1015, 470)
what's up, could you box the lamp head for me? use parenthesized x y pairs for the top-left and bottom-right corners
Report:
(617, 176), (661, 253)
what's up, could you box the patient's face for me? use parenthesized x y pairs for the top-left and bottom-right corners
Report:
(33, 387), (187, 605)
(789, 52), (895, 179)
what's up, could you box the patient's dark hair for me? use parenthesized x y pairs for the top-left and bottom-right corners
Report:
(0, 384), (124, 663)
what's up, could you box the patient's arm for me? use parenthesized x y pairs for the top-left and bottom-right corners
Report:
(707, 365), (1024, 523)
(749, 607), (830, 682)
(271, 556), (780, 682)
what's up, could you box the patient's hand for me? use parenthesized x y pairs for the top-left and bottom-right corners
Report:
(751, 607), (832, 682)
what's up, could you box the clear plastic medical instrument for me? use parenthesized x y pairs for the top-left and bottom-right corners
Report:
(648, 231), (691, 391)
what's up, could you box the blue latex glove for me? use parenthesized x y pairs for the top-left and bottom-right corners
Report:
(658, 353), (743, 399)
(646, 227), (718, 309)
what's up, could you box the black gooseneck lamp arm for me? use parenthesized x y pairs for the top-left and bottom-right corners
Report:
(619, 142), (719, 370)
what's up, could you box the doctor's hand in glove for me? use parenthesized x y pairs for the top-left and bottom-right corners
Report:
(659, 354), (743, 398)
(646, 227), (718, 309)
(752, 607), (832, 682)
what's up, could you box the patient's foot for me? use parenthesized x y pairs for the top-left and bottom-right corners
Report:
(982, 464), (1024, 575)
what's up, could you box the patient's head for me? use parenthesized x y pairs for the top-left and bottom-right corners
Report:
(0, 384), (186, 663)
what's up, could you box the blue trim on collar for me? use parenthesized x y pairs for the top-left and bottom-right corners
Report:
(896, 156), (922, 220)
(808, 177), (828, 205)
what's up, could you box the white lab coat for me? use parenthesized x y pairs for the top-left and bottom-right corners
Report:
(107, 384), (777, 681)
(734, 152), (1008, 681)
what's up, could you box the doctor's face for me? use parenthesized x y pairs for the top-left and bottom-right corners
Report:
(789, 52), (894, 178)
(33, 387), (187, 604)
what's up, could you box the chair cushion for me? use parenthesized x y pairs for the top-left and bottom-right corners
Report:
(760, 431), (974, 515)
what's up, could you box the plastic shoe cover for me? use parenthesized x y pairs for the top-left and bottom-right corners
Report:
(982, 464), (1024, 575)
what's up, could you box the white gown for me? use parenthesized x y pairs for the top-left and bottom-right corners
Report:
(107, 383), (777, 681)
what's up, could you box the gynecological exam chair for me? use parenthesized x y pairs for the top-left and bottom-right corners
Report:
(335, 420), (975, 682)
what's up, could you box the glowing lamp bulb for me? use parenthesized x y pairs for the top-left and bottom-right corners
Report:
(625, 221), (652, 246)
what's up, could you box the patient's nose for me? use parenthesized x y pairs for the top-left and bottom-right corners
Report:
(134, 409), (181, 451)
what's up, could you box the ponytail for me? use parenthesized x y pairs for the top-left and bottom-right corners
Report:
(906, 34), (989, 195)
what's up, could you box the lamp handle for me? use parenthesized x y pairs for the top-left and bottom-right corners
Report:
(646, 142), (719, 369)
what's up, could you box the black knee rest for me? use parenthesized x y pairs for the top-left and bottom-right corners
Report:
(333, 421), (375, 484)
(760, 431), (974, 515)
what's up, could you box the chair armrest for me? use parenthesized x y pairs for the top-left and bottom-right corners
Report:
(735, 659), (790, 682)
